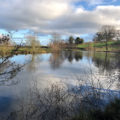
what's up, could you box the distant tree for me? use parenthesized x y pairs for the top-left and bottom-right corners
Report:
(93, 32), (103, 42)
(68, 36), (74, 44)
(94, 25), (116, 51)
(49, 33), (65, 52)
(0, 34), (10, 45)
(26, 35), (40, 52)
(75, 37), (84, 44)
(51, 33), (61, 42)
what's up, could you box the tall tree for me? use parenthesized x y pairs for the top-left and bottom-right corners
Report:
(49, 33), (65, 51)
(68, 36), (74, 44)
(75, 37), (84, 44)
(94, 25), (116, 51)
(26, 35), (40, 52)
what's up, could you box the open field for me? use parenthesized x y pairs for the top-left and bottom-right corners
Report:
(77, 40), (120, 52)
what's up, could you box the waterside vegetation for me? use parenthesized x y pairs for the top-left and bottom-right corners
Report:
(0, 25), (120, 54)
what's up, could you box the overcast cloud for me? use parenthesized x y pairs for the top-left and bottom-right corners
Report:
(0, 0), (120, 36)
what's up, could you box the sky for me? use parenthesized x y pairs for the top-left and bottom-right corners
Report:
(0, 0), (120, 45)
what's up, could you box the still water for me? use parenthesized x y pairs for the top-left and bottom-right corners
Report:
(0, 51), (120, 117)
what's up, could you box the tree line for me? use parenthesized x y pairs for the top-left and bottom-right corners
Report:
(68, 36), (84, 44)
(0, 25), (119, 52)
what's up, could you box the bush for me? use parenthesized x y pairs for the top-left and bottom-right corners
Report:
(72, 98), (120, 120)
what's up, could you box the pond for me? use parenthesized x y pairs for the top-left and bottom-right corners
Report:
(0, 51), (120, 119)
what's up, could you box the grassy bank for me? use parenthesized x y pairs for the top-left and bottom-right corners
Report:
(0, 46), (51, 55)
(0, 40), (120, 55)
(77, 40), (120, 52)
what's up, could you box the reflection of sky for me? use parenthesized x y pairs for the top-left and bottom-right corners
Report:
(6, 52), (117, 90)
(0, 52), (120, 116)
(1, 52), (119, 91)
(10, 55), (30, 64)
(0, 53), (95, 96)
(10, 54), (51, 64)
(0, 29), (94, 45)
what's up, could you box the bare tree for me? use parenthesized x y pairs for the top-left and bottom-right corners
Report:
(94, 25), (116, 51)
(49, 33), (65, 52)
(0, 34), (10, 45)
(0, 31), (23, 85)
(26, 35), (41, 53)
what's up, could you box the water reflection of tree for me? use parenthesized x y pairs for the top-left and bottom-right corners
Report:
(66, 51), (83, 62)
(0, 56), (21, 86)
(92, 52), (120, 72)
(49, 53), (65, 69)
(92, 52), (120, 89)
(27, 54), (42, 72)
(49, 51), (83, 69)
(27, 54), (36, 72)
(114, 54), (120, 88)
(67, 51), (74, 63)
(74, 52), (83, 61)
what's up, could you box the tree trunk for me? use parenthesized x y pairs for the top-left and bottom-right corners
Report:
(106, 39), (108, 51)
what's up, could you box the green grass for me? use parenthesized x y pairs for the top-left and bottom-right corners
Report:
(77, 40), (120, 52)
(94, 41), (120, 47)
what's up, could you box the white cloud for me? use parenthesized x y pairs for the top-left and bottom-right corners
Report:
(0, 0), (120, 36)
(44, 5), (120, 35)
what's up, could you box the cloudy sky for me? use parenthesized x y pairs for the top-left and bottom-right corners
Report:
(0, 0), (120, 44)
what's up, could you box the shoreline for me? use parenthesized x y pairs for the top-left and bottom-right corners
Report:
(0, 46), (120, 56)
